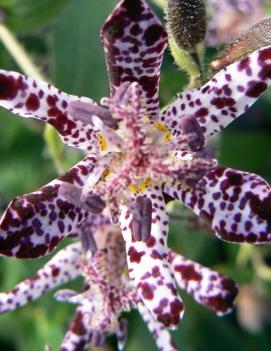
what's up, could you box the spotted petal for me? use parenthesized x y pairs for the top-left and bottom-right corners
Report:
(119, 187), (184, 329)
(0, 156), (96, 258)
(60, 310), (93, 351)
(101, 0), (167, 118)
(164, 166), (271, 244)
(0, 243), (81, 314)
(169, 251), (238, 315)
(0, 70), (102, 152)
(138, 303), (177, 351)
(160, 46), (271, 141)
(59, 289), (109, 351)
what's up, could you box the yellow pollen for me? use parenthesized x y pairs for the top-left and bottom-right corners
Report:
(102, 168), (110, 179)
(129, 177), (152, 194)
(98, 133), (107, 151)
(163, 132), (173, 142)
(153, 122), (169, 132)
(139, 177), (152, 192)
(129, 183), (138, 193)
(123, 267), (129, 279)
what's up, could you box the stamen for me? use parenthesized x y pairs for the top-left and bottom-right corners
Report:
(180, 115), (204, 151)
(80, 228), (98, 257)
(59, 183), (106, 214)
(92, 115), (124, 150)
(68, 101), (118, 129)
(59, 182), (82, 205)
(131, 196), (152, 242)
(113, 81), (132, 105)
(157, 134), (190, 153)
(195, 148), (215, 160)
(85, 154), (115, 189)
(91, 331), (108, 347)
(81, 192), (106, 214)
(174, 158), (216, 187)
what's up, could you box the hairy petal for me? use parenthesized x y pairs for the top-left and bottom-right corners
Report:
(119, 187), (184, 329)
(0, 243), (81, 314)
(169, 251), (238, 315)
(101, 0), (167, 118)
(0, 70), (100, 152)
(0, 156), (96, 258)
(138, 303), (178, 351)
(160, 46), (271, 140)
(164, 166), (271, 244)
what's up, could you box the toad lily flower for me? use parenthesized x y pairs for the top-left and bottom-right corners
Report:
(0, 216), (238, 351)
(207, 0), (265, 46)
(0, 0), (271, 332)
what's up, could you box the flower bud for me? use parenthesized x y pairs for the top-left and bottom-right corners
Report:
(166, 0), (207, 50)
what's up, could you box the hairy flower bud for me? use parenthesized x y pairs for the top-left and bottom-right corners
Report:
(166, 0), (207, 50)
(211, 18), (271, 72)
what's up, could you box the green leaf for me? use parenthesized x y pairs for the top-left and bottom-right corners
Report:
(51, 0), (117, 100)
(0, 0), (16, 7)
(4, 0), (70, 32)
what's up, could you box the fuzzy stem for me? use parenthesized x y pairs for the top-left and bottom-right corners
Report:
(168, 37), (203, 89)
(0, 23), (64, 174)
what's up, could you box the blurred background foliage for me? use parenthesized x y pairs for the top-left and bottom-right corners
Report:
(0, 0), (270, 350)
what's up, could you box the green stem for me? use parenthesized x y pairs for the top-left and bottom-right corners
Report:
(236, 244), (271, 282)
(150, 0), (165, 9)
(168, 38), (203, 89)
(252, 248), (271, 282)
(236, 244), (253, 268)
(0, 23), (64, 174)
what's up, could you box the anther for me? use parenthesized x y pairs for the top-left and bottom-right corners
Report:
(68, 101), (118, 129)
(131, 196), (152, 242)
(59, 183), (106, 214)
(81, 192), (106, 214)
(113, 81), (132, 105)
(179, 115), (204, 151)
(80, 227), (98, 257)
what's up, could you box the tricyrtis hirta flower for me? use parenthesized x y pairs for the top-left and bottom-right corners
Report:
(0, 216), (238, 351)
(207, 0), (265, 46)
(0, 0), (271, 344)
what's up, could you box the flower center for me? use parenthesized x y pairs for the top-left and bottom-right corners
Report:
(68, 82), (214, 227)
